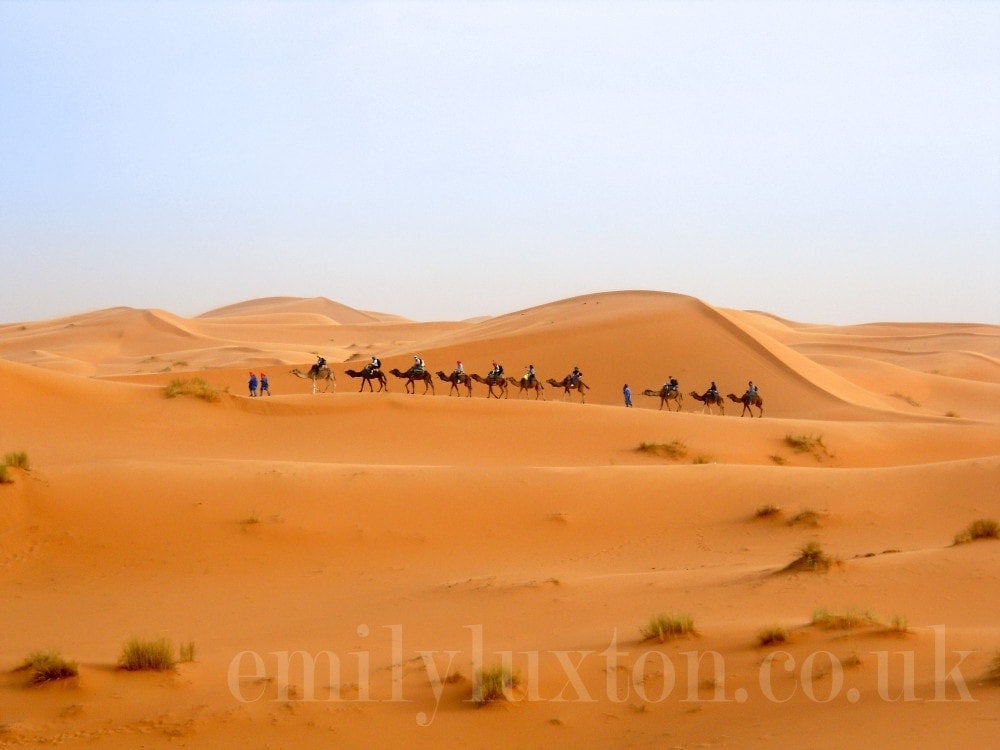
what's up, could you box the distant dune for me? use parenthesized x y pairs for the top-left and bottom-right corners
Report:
(1, 290), (998, 749)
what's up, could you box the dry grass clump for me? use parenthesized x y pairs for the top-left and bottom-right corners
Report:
(782, 541), (833, 573)
(884, 615), (909, 635)
(811, 608), (878, 630)
(17, 651), (79, 684)
(987, 652), (1000, 685)
(754, 504), (781, 519)
(0, 466), (9, 485)
(637, 441), (687, 460)
(164, 378), (220, 403)
(178, 641), (196, 663)
(953, 518), (999, 545)
(787, 510), (821, 528)
(4, 451), (30, 469)
(641, 613), (696, 642)
(472, 664), (519, 706)
(756, 626), (789, 646)
(783, 434), (831, 460)
(119, 637), (176, 671)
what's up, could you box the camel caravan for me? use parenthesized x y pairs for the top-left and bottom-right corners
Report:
(288, 356), (763, 416)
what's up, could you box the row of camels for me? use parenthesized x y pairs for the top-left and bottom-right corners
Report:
(290, 365), (588, 401)
(641, 386), (764, 417)
(290, 365), (762, 416)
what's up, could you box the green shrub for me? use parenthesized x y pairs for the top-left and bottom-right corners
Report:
(119, 637), (176, 671)
(641, 613), (695, 642)
(18, 651), (79, 684)
(472, 664), (519, 706)
(953, 518), (999, 545)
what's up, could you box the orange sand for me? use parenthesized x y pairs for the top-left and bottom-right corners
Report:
(1, 291), (998, 748)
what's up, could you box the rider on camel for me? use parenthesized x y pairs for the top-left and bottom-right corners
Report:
(365, 355), (382, 376)
(664, 375), (679, 393)
(524, 364), (536, 384)
(705, 381), (719, 400)
(412, 355), (426, 376)
(568, 366), (582, 386)
(452, 360), (465, 380)
(311, 355), (326, 376)
(490, 360), (504, 382)
(744, 380), (758, 400)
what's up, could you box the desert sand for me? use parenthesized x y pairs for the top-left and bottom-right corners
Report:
(1, 290), (998, 748)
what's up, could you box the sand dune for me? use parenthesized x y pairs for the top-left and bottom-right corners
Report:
(1, 291), (998, 748)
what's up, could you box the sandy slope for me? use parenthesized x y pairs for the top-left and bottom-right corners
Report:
(1, 291), (998, 749)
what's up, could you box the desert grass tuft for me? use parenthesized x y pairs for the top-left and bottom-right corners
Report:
(782, 541), (832, 572)
(637, 441), (687, 460)
(119, 637), (176, 671)
(884, 615), (909, 634)
(472, 664), (519, 706)
(754, 504), (781, 519)
(18, 651), (79, 684)
(953, 518), (999, 545)
(0, 465), (9, 484)
(4, 451), (30, 469)
(787, 510), (821, 528)
(164, 378), (220, 403)
(641, 613), (696, 642)
(756, 626), (788, 646)
(783, 434), (830, 460)
(811, 608), (878, 630)
(987, 651), (1000, 685)
(769, 454), (788, 465)
(178, 641), (196, 663)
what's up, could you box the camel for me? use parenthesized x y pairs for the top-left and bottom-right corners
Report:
(727, 392), (764, 418)
(435, 370), (473, 397)
(290, 366), (336, 394)
(547, 377), (589, 403)
(389, 367), (435, 395)
(470, 373), (509, 399)
(688, 390), (725, 415)
(642, 386), (683, 411)
(507, 376), (544, 400)
(344, 367), (388, 393)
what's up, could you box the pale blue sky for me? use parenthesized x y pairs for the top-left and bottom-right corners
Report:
(2, 0), (998, 325)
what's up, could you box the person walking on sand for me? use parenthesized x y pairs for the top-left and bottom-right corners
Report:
(248, 371), (259, 397)
(623, 383), (633, 407)
(259, 372), (270, 396)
